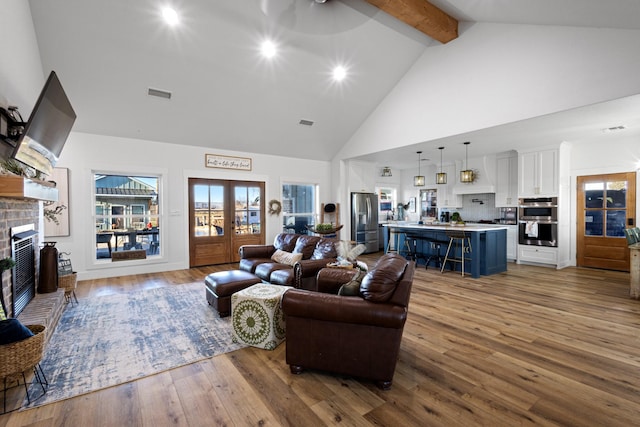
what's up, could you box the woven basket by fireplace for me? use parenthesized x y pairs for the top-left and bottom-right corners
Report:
(0, 324), (46, 379)
(58, 272), (77, 291)
(58, 272), (79, 305)
(0, 324), (48, 413)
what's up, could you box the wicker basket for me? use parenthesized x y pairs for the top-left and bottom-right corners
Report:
(0, 325), (46, 380)
(58, 272), (78, 292)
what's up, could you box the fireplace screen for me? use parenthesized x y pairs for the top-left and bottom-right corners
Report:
(11, 224), (37, 316)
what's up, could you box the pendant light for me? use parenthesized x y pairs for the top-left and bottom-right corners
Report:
(460, 141), (474, 183)
(436, 146), (447, 184)
(413, 151), (425, 187)
(381, 166), (392, 177)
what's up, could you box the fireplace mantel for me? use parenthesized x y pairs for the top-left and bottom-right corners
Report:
(0, 175), (58, 201)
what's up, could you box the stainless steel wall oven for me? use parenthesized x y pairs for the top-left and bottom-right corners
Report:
(518, 197), (558, 247)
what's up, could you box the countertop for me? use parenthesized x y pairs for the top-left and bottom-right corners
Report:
(381, 222), (508, 232)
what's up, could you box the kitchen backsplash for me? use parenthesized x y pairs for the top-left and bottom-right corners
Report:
(443, 193), (500, 222)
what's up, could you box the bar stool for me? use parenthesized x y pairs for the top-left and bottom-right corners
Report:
(405, 233), (427, 264)
(386, 228), (412, 258)
(424, 239), (447, 270)
(441, 230), (472, 276)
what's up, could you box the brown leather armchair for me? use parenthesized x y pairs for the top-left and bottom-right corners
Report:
(282, 253), (415, 390)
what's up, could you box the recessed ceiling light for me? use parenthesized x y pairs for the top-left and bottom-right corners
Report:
(332, 66), (347, 82)
(260, 40), (277, 59)
(162, 7), (179, 26)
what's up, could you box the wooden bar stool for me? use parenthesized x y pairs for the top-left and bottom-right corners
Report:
(441, 230), (472, 276)
(386, 228), (412, 258)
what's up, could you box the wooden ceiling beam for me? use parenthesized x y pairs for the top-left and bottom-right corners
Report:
(365, 0), (458, 43)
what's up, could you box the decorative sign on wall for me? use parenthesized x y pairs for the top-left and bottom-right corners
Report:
(44, 167), (70, 237)
(205, 154), (252, 171)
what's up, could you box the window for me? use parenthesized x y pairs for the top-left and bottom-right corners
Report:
(94, 174), (161, 260)
(282, 183), (318, 234)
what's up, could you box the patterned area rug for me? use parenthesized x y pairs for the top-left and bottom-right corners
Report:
(24, 283), (244, 408)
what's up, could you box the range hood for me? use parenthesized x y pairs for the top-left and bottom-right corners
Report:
(452, 154), (497, 195)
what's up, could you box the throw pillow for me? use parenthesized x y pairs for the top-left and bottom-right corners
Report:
(271, 249), (303, 266)
(0, 301), (5, 320)
(0, 318), (35, 345)
(338, 269), (364, 296)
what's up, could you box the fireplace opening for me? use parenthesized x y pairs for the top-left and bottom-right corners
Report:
(10, 224), (37, 316)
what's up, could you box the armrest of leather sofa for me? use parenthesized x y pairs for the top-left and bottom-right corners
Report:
(282, 289), (407, 329)
(294, 258), (338, 290)
(239, 244), (276, 259)
(313, 267), (358, 294)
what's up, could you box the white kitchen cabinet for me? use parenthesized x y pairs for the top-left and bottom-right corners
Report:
(436, 164), (461, 208)
(517, 245), (557, 265)
(518, 149), (558, 197)
(506, 225), (517, 261)
(495, 152), (518, 207)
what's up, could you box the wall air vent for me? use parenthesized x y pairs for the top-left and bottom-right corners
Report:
(602, 125), (627, 133)
(148, 88), (172, 99)
(299, 119), (314, 126)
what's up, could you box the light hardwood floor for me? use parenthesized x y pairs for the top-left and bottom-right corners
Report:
(1, 255), (639, 426)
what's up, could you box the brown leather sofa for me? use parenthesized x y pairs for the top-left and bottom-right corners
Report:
(281, 253), (415, 390)
(239, 233), (339, 289)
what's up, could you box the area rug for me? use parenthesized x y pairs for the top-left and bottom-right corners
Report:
(24, 283), (245, 408)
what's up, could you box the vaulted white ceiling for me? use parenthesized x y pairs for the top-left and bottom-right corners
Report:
(27, 0), (640, 169)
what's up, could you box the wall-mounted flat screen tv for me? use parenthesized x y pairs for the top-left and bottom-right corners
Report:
(12, 71), (76, 177)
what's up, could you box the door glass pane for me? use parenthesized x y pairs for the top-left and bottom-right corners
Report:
(585, 182), (604, 208)
(233, 186), (261, 235)
(606, 210), (626, 237)
(211, 186), (224, 235)
(606, 182), (626, 208)
(193, 184), (210, 236)
(235, 186), (249, 234)
(248, 186), (262, 234)
(585, 211), (603, 236)
(193, 184), (224, 236)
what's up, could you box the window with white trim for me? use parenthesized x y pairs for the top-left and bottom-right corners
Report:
(94, 173), (161, 260)
(282, 183), (318, 234)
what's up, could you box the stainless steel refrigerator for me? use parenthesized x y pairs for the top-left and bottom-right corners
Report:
(351, 192), (379, 254)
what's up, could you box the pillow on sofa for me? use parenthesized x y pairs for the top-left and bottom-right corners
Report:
(312, 239), (338, 260)
(271, 249), (303, 266)
(338, 269), (364, 296)
(293, 235), (321, 259)
(274, 233), (299, 252)
(0, 318), (34, 345)
(360, 255), (407, 302)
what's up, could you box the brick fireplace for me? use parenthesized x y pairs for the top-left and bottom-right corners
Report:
(0, 197), (40, 318)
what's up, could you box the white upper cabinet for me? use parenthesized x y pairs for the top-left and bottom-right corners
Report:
(518, 148), (558, 197)
(348, 161), (376, 193)
(495, 151), (518, 207)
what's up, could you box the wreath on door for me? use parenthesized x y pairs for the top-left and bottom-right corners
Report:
(268, 199), (282, 216)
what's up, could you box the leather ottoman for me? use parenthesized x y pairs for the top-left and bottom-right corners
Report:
(204, 270), (261, 317)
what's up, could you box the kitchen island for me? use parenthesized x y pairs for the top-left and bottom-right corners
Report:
(383, 223), (508, 278)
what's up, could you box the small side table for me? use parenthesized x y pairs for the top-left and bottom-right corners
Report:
(231, 284), (292, 350)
